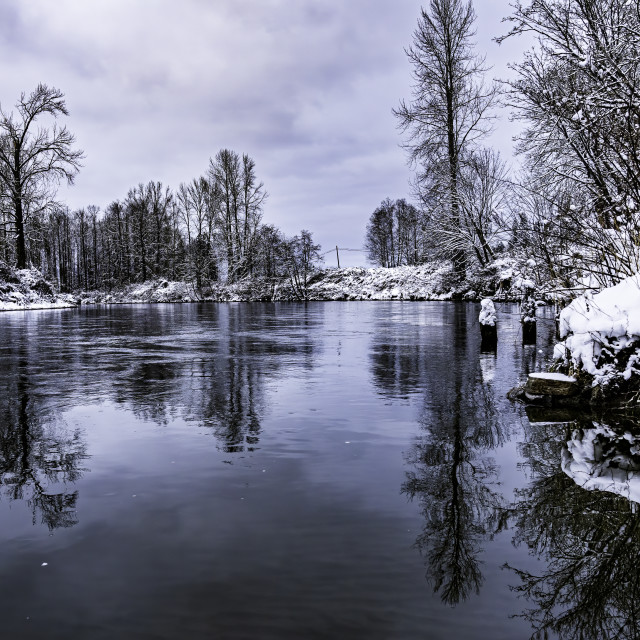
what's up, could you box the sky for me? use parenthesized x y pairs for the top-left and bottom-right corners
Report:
(0, 0), (529, 267)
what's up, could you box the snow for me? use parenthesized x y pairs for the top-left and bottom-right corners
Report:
(559, 273), (640, 340)
(0, 265), (78, 312)
(0, 256), (548, 311)
(80, 263), (460, 304)
(555, 272), (640, 381)
(562, 423), (640, 504)
(529, 372), (577, 382)
(303, 264), (455, 301)
(478, 298), (496, 326)
(520, 297), (537, 324)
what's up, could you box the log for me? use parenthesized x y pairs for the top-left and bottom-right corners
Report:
(525, 372), (579, 397)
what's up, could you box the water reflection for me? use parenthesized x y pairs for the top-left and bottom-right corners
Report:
(0, 364), (87, 530)
(562, 419), (640, 504)
(372, 304), (509, 604)
(510, 415), (640, 639)
(0, 304), (320, 529)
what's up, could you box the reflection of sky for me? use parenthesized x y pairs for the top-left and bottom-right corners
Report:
(0, 400), (533, 639)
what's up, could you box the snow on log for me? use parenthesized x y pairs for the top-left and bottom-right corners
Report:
(479, 299), (496, 326)
(525, 372), (579, 397)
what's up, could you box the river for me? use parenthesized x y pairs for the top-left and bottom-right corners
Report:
(0, 302), (637, 639)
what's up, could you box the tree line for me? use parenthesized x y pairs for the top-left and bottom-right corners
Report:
(365, 0), (640, 292)
(0, 85), (321, 293)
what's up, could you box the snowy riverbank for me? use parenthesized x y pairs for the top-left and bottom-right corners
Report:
(0, 257), (546, 310)
(78, 258), (543, 304)
(0, 263), (77, 311)
(75, 264), (457, 304)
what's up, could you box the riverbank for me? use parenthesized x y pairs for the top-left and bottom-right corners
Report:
(508, 273), (640, 410)
(0, 256), (547, 310)
(0, 263), (77, 311)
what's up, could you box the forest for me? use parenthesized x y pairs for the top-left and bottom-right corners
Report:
(2, 0), (640, 298)
(0, 96), (320, 295)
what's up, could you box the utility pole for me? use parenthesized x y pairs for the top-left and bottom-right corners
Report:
(336, 245), (340, 269)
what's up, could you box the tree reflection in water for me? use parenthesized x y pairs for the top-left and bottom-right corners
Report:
(110, 304), (317, 453)
(509, 416), (640, 639)
(371, 303), (508, 605)
(0, 367), (87, 530)
(0, 305), (320, 530)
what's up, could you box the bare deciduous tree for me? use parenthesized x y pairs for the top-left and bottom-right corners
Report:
(441, 148), (510, 268)
(284, 230), (323, 300)
(395, 0), (497, 279)
(0, 84), (83, 268)
(208, 149), (266, 281)
(364, 198), (426, 268)
(501, 0), (640, 285)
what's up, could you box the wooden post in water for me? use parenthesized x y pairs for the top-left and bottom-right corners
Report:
(555, 299), (565, 339)
(479, 298), (498, 351)
(336, 246), (340, 269)
(521, 292), (537, 345)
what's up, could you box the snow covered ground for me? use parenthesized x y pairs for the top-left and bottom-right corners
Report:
(302, 263), (456, 300)
(77, 265), (457, 304)
(0, 256), (547, 311)
(0, 264), (77, 311)
(78, 259), (542, 305)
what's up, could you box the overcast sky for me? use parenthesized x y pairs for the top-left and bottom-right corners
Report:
(0, 0), (529, 267)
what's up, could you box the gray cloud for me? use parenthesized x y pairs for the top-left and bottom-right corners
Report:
(0, 0), (527, 267)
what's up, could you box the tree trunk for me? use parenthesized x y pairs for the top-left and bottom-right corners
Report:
(14, 196), (26, 269)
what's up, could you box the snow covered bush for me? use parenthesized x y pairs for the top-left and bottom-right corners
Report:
(520, 296), (536, 324)
(554, 273), (640, 404)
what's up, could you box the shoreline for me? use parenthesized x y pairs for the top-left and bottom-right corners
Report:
(0, 260), (551, 312)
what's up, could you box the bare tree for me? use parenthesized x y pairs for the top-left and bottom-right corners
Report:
(208, 149), (266, 281)
(365, 198), (427, 267)
(284, 230), (323, 300)
(177, 177), (215, 289)
(500, 0), (640, 284)
(453, 148), (510, 267)
(365, 198), (397, 267)
(125, 184), (150, 282)
(395, 198), (424, 265)
(395, 0), (497, 279)
(0, 84), (83, 268)
(254, 223), (286, 279)
(145, 181), (172, 278)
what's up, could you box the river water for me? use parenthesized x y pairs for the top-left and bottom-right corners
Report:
(0, 302), (637, 639)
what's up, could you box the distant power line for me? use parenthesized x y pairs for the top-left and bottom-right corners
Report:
(321, 246), (366, 268)
(320, 247), (365, 256)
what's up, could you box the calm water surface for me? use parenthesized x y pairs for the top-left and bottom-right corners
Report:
(0, 302), (637, 639)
